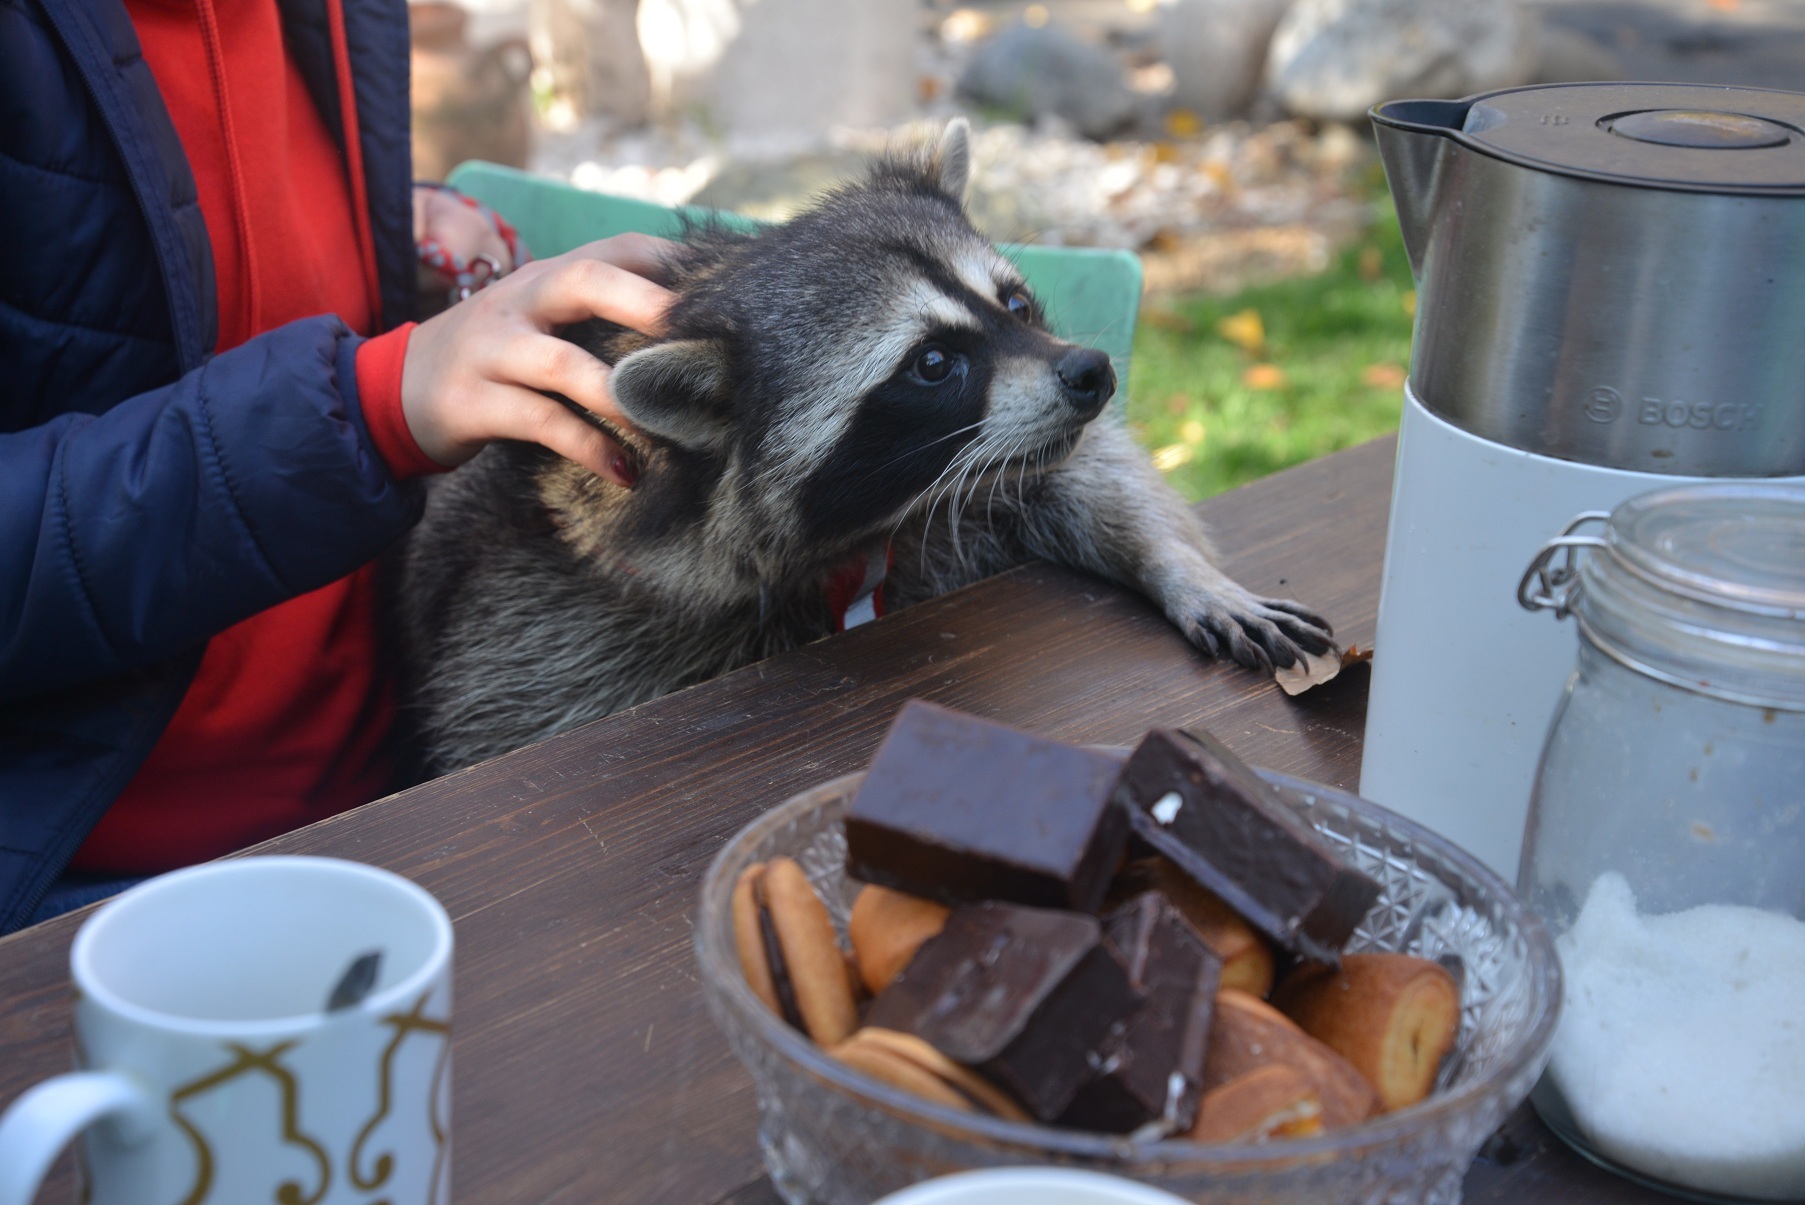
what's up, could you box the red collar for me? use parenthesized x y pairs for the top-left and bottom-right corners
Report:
(823, 540), (892, 632)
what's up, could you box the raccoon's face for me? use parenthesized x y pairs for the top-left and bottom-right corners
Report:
(607, 120), (1115, 564)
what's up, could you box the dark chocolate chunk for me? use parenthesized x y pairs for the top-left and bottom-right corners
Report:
(1058, 891), (1222, 1133)
(845, 700), (1129, 912)
(866, 901), (1141, 1121)
(1113, 728), (1380, 965)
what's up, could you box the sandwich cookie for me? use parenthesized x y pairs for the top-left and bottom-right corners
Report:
(732, 857), (859, 1045)
(831, 1028), (1030, 1121)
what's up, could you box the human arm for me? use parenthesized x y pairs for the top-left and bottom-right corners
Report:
(0, 318), (415, 704)
(0, 236), (673, 703)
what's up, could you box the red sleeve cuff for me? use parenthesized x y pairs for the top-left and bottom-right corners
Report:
(355, 323), (446, 479)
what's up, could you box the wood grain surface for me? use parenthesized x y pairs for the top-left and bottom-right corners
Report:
(0, 435), (1664, 1204)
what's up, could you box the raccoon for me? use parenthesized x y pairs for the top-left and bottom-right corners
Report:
(395, 121), (1334, 775)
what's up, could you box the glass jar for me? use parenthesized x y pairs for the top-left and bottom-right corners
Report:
(1516, 483), (1805, 1203)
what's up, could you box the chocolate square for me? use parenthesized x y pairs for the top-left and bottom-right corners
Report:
(866, 901), (1141, 1121)
(845, 700), (1129, 912)
(1113, 727), (1380, 965)
(1058, 891), (1222, 1133)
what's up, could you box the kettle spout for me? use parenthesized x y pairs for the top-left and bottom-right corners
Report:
(1370, 99), (1471, 282)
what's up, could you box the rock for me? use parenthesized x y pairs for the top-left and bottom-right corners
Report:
(957, 22), (1137, 141)
(1265, 0), (1539, 122)
(1158, 0), (1292, 122)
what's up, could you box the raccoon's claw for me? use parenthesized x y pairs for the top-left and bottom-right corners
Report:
(1187, 612), (1282, 673)
(1181, 593), (1336, 675)
(1260, 597), (1335, 639)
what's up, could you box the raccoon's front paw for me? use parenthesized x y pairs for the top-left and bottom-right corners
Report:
(1178, 591), (1335, 674)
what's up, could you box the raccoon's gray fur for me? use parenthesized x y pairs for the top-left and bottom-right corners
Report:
(395, 121), (1334, 775)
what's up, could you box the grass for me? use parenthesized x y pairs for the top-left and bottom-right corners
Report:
(1124, 203), (1417, 503)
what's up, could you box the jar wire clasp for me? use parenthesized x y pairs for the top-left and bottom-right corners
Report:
(1518, 512), (1611, 618)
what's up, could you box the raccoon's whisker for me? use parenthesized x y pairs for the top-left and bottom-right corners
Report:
(904, 436), (988, 569)
(916, 430), (991, 526)
(939, 442), (986, 564)
(928, 432), (997, 567)
(854, 420), (987, 493)
(986, 430), (1034, 525)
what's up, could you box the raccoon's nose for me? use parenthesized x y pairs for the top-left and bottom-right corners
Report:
(1056, 348), (1115, 415)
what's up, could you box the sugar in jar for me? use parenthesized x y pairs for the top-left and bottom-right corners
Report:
(1516, 483), (1805, 1201)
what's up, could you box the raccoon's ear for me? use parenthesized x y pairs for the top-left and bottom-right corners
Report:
(608, 339), (732, 451)
(930, 118), (972, 201)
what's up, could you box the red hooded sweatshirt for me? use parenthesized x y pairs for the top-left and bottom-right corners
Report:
(72, 0), (434, 872)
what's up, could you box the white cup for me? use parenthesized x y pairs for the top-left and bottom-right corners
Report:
(0, 856), (454, 1205)
(873, 1168), (1196, 1205)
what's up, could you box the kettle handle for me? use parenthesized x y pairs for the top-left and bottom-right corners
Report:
(1518, 513), (1611, 617)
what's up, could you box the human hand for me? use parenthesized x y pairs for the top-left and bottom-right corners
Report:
(400, 234), (676, 487)
(415, 184), (516, 273)
(414, 185), (525, 316)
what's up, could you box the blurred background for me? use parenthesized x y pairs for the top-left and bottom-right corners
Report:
(408, 0), (1805, 500)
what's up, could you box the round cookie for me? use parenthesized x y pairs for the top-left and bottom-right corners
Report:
(850, 1028), (1029, 1121)
(1188, 1064), (1323, 1143)
(732, 863), (781, 1016)
(832, 1028), (1029, 1120)
(730, 857), (860, 1045)
(848, 884), (950, 995)
(1203, 988), (1380, 1130)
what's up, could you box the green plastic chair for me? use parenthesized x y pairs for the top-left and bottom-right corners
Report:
(446, 161), (1143, 391)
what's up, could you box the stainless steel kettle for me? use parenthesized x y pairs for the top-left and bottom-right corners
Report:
(1358, 82), (1805, 878)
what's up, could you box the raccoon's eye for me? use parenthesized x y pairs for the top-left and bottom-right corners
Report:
(1005, 290), (1034, 322)
(911, 346), (955, 384)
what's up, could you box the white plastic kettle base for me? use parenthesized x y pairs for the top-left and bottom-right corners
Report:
(1357, 389), (1805, 880)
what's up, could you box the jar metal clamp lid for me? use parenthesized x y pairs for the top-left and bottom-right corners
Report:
(1520, 484), (1805, 710)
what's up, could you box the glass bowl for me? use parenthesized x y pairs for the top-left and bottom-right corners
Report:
(695, 769), (1561, 1205)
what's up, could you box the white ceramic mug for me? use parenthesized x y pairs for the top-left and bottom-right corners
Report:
(0, 856), (454, 1205)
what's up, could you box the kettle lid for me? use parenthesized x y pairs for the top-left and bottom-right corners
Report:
(1451, 82), (1805, 195)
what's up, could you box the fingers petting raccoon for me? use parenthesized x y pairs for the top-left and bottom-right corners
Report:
(393, 119), (1338, 775)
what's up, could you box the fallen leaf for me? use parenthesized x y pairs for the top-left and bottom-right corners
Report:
(1217, 308), (1265, 355)
(1141, 306), (1195, 333)
(1166, 108), (1203, 138)
(1277, 648), (1342, 696)
(1242, 363), (1287, 390)
(1151, 443), (1194, 472)
(1361, 362), (1407, 389)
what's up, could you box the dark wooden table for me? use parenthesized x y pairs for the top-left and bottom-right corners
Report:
(0, 435), (1662, 1204)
